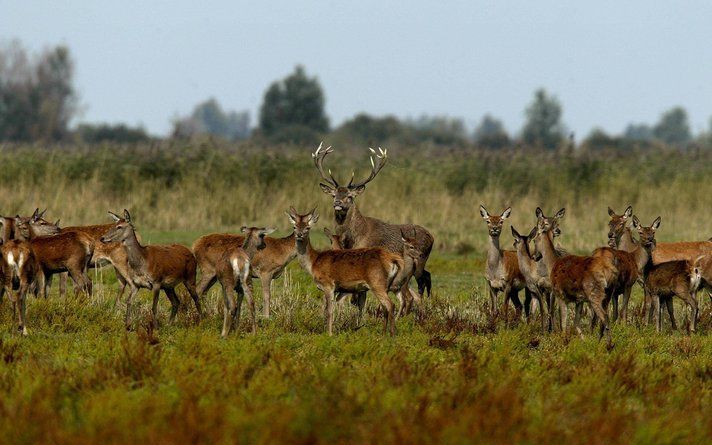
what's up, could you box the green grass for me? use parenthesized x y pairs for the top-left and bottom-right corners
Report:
(0, 243), (710, 444)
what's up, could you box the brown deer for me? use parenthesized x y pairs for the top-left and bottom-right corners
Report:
(287, 207), (403, 336)
(1, 240), (40, 335)
(53, 211), (132, 302)
(533, 216), (618, 346)
(193, 229), (296, 319)
(198, 226), (274, 338)
(531, 207), (566, 325)
(697, 254), (712, 302)
(511, 226), (548, 331)
(100, 210), (201, 329)
(645, 259), (702, 333)
(479, 205), (528, 320)
(323, 227), (343, 250)
(313, 144), (433, 311)
(607, 206), (712, 264)
(15, 215), (94, 298)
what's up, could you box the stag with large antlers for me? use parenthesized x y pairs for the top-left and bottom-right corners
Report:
(313, 143), (434, 314)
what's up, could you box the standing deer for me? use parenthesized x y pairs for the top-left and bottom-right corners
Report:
(1, 240), (39, 335)
(533, 217), (618, 346)
(196, 226), (274, 338)
(14, 215), (94, 298)
(511, 226), (548, 331)
(287, 207), (404, 336)
(100, 210), (201, 329)
(313, 144), (433, 314)
(479, 205), (528, 321)
(193, 229), (296, 319)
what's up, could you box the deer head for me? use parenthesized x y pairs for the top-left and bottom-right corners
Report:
(607, 206), (632, 247)
(535, 207), (565, 238)
(240, 226), (275, 251)
(286, 207), (319, 243)
(400, 228), (420, 261)
(511, 226), (537, 256)
(479, 205), (511, 238)
(313, 142), (387, 223)
(632, 215), (660, 249)
(323, 227), (342, 249)
(101, 209), (134, 244)
(15, 209), (60, 240)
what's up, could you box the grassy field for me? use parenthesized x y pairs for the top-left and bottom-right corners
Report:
(0, 144), (711, 443)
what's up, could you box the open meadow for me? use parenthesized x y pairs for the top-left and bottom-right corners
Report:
(0, 143), (711, 444)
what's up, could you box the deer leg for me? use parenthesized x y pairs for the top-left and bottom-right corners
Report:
(355, 291), (367, 325)
(559, 299), (568, 333)
(125, 285), (139, 330)
(652, 294), (662, 332)
(260, 273), (273, 319)
(220, 280), (237, 338)
(17, 283), (28, 336)
(184, 276), (202, 320)
(488, 282), (498, 316)
(689, 292), (698, 333)
(416, 269), (432, 298)
(59, 272), (68, 298)
(573, 302), (584, 337)
(610, 288), (619, 323)
(150, 286), (161, 328)
(523, 288), (532, 323)
(375, 288), (396, 337)
(196, 270), (217, 299)
(323, 287), (335, 336)
(234, 283), (245, 332)
(620, 285), (632, 324)
(664, 297), (677, 331)
(536, 290), (547, 333)
(115, 273), (128, 306)
(509, 288), (523, 322)
(243, 278), (257, 334)
(164, 287), (180, 324)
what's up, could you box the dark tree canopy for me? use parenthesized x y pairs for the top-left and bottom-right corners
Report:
(473, 114), (510, 149)
(172, 98), (250, 140)
(521, 89), (565, 150)
(0, 41), (77, 141)
(652, 106), (690, 145)
(258, 65), (329, 139)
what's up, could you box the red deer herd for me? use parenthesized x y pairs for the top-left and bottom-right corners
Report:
(0, 146), (710, 344)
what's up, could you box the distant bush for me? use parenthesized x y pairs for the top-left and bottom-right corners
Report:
(76, 123), (151, 144)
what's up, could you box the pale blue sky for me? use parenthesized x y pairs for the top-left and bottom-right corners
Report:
(3, 1), (712, 137)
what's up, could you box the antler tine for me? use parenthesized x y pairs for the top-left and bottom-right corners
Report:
(312, 142), (338, 187)
(349, 146), (388, 189)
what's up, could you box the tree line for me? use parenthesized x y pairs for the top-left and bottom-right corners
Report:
(1, 41), (710, 150)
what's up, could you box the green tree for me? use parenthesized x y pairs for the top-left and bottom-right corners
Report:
(258, 65), (329, 139)
(172, 98), (250, 140)
(623, 123), (653, 141)
(521, 89), (565, 150)
(653, 106), (690, 145)
(333, 113), (404, 145)
(0, 41), (77, 141)
(473, 114), (510, 149)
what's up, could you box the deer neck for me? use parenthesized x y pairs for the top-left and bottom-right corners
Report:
(618, 227), (638, 252)
(340, 205), (365, 231)
(538, 230), (559, 274)
(295, 233), (318, 276)
(640, 243), (656, 277)
(122, 230), (148, 273)
(486, 233), (503, 267)
(515, 243), (535, 277)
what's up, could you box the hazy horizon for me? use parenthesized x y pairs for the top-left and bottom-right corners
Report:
(3, 0), (712, 137)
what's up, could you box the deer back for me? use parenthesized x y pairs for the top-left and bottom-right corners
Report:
(592, 247), (638, 289)
(644, 260), (697, 297)
(29, 231), (94, 269)
(311, 247), (402, 289)
(551, 254), (616, 297)
(144, 244), (196, 282)
(652, 241), (712, 265)
(193, 232), (296, 276)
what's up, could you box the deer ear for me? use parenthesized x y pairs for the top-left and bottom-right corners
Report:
(535, 207), (544, 218)
(108, 211), (121, 222)
(632, 215), (641, 229)
(54, 219), (60, 226)
(607, 207), (615, 217)
(479, 205), (489, 219)
(651, 216), (661, 230)
(123, 209), (132, 223)
(31, 208), (39, 219)
(501, 207), (512, 220)
(555, 208), (565, 219)
(38, 209), (47, 219)
(623, 206), (632, 218)
(262, 228), (276, 235)
(319, 183), (336, 196)
(511, 226), (520, 238)
(240, 226), (248, 233)
(528, 226), (537, 239)
(309, 211), (319, 225)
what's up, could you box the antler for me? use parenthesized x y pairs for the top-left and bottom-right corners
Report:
(348, 147), (388, 188)
(312, 142), (339, 188)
